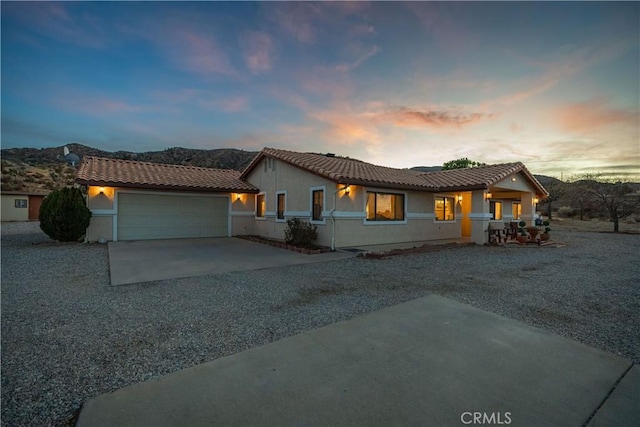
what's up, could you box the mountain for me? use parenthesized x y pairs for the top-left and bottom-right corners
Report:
(1, 144), (259, 193)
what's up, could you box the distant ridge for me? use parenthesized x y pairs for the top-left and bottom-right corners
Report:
(1, 144), (259, 192)
(0, 143), (259, 171)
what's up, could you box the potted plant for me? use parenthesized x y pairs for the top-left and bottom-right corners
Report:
(516, 220), (529, 244)
(540, 220), (551, 241)
(526, 225), (540, 240)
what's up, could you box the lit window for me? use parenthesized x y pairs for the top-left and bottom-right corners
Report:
(256, 194), (265, 218)
(366, 192), (405, 221)
(312, 189), (324, 221)
(513, 202), (522, 220)
(277, 193), (285, 220)
(435, 197), (455, 221)
(490, 201), (503, 220)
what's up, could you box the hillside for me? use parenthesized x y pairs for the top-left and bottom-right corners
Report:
(1, 144), (259, 193)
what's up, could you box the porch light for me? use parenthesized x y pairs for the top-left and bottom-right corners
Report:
(457, 195), (463, 203)
(485, 192), (492, 200)
(236, 193), (241, 202)
(344, 184), (350, 195)
(533, 197), (539, 204)
(511, 177), (517, 182)
(99, 187), (105, 195)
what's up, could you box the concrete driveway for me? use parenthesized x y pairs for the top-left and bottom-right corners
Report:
(108, 237), (354, 286)
(77, 295), (636, 426)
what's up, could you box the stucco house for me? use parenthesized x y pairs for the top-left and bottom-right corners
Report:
(76, 147), (548, 247)
(1, 190), (48, 221)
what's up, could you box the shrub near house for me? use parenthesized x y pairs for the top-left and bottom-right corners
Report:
(39, 187), (92, 242)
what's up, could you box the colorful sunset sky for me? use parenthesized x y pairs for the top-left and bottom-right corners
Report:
(2, 2), (638, 178)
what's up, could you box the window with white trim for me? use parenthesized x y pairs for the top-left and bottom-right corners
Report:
(513, 202), (522, 220)
(435, 197), (455, 221)
(490, 201), (503, 220)
(311, 189), (324, 221)
(276, 192), (286, 220)
(256, 193), (266, 218)
(366, 192), (405, 221)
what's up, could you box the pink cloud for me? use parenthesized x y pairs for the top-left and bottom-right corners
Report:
(384, 107), (494, 128)
(553, 99), (639, 133)
(241, 31), (274, 74)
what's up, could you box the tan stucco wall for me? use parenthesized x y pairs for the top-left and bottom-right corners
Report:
(86, 215), (114, 242)
(1, 195), (30, 221)
(84, 185), (255, 242)
(244, 158), (466, 247)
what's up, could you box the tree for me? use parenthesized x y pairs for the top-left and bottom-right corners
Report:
(442, 157), (486, 170)
(39, 187), (92, 242)
(569, 174), (639, 232)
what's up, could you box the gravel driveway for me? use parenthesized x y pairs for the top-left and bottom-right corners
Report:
(2, 221), (639, 426)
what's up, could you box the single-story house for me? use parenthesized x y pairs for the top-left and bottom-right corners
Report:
(76, 147), (548, 246)
(1, 190), (48, 221)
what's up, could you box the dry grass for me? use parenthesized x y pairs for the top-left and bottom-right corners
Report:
(549, 217), (640, 234)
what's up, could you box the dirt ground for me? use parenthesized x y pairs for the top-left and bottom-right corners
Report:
(547, 217), (640, 234)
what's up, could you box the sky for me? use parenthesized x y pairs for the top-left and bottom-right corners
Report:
(2, 1), (639, 179)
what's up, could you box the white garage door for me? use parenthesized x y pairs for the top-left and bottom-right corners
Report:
(118, 193), (228, 241)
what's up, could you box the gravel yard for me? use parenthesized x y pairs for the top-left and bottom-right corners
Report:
(2, 221), (639, 426)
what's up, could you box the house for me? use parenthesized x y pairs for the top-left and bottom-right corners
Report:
(76, 148), (548, 246)
(1, 190), (48, 221)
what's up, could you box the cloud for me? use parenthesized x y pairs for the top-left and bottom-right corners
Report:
(335, 45), (380, 72)
(167, 30), (237, 77)
(265, 2), (370, 44)
(385, 107), (495, 128)
(241, 31), (274, 74)
(553, 99), (639, 133)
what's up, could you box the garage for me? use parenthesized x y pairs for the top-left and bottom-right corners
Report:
(117, 193), (229, 241)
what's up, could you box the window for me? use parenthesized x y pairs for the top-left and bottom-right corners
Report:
(312, 189), (324, 221)
(15, 199), (27, 208)
(276, 193), (285, 220)
(366, 192), (405, 221)
(256, 193), (265, 218)
(513, 202), (522, 220)
(490, 201), (503, 220)
(435, 197), (455, 221)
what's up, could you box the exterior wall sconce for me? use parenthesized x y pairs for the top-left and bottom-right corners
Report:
(485, 192), (492, 200)
(236, 193), (241, 202)
(344, 184), (350, 195)
(457, 195), (463, 203)
(533, 197), (539, 204)
(98, 187), (105, 195)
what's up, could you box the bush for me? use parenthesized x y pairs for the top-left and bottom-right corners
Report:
(557, 206), (578, 218)
(284, 218), (318, 248)
(39, 187), (92, 242)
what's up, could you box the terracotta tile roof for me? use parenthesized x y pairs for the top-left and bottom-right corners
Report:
(76, 156), (259, 193)
(420, 162), (548, 195)
(241, 148), (548, 195)
(241, 148), (436, 190)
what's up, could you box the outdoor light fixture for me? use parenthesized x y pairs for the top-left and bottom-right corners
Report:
(457, 195), (463, 203)
(236, 193), (241, 202)
(511, 177), (517, 182)
(344, 184), (350, 195)
(98, 187), (105, 195)
(485, 192), (492, 200)
(534, 197), (539, 204)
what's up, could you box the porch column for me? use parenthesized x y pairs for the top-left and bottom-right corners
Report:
(521, 193), (535, 226)
(468, 189), (492, 245)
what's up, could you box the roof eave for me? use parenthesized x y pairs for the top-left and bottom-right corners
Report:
(75, 179), (260, 194)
